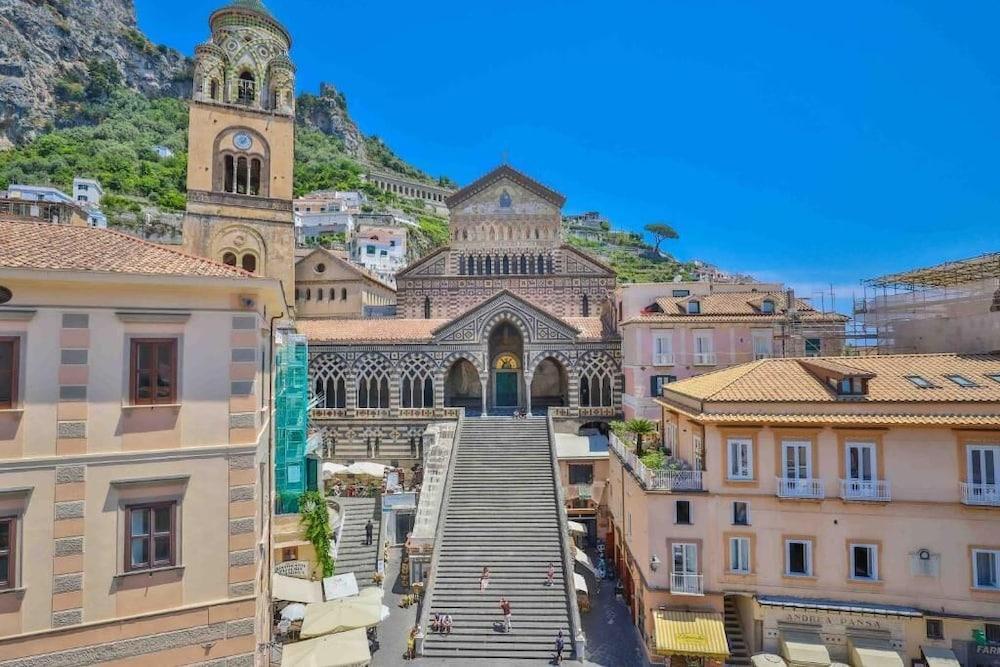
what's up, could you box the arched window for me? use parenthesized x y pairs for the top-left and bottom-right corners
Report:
(249, 159), (261, 196)
(468, 255), (475, 275)
(462, 229), (468, 241)
(310, 354), (347, 409)
(400, 354), (435, 409)
(222, 252), (237, 266)
(224, 155), (235, 193)
(423, 296), (431, 319)
(236, 157), (248, 194)
(295, 288), (300, 301)
(502, 255), (510, 274)
(356, 354), (390, 409)
(582, 294), (590, 316)
(578, 353), (616, 407)
(341, 288), (347, 300)
(330, 288), (336, 301)
(538, 254), (545, 274)
(535, 228), (540, 239)
(237, 71), (256, 104)
(305, 288), (311, 300)
(317, 288), (324, 301)
(459, 256), (466, 275)
(209, 79), (219, 101)
(520, 255), (527, 274)
(546, 255), (554, 273)
(241, 253), (256, 273)
(485, 256), (492, 275)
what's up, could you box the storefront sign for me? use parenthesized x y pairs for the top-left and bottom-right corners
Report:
(953, 640), (1000, 667)
(776, 610), (890, 631)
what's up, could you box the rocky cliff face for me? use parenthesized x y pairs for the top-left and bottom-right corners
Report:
(296, 82), (368, 161)
(0, 0), (190, 148)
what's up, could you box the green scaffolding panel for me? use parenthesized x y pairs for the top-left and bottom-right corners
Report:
(275, 333), (309, 514)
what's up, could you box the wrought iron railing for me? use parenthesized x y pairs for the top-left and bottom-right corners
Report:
(776, 477), (825, 499)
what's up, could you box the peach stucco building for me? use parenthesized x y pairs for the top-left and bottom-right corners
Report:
(607, 353), (1000, 666)
(616, 282), (847, 420)
(0, 220), (285, 664)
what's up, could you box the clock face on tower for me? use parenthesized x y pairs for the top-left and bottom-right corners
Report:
(233, 132), (253, 151)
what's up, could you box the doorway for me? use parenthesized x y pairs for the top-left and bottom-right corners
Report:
(487, 320), (524, 411)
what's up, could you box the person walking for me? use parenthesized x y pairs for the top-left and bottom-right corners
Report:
(480, 565), (491, 591)
(500, 595), (512, 633)
(546, 562), (555, 586)
(365, 518), (373, 546)
(554, 629), (565, 664)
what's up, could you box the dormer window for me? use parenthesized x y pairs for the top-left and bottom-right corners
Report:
(829, 376), (867, 396)
(671, 289), (690, 298)
(906, 375), (935, 389)
(643, 302), (664, 314)
(687, 300), (701, 314)
(761, 299), (775, 314)
(945, 374), (979, 388)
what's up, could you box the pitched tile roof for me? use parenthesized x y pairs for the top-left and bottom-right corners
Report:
(663, 353), (1000, 404)
(0, 219), (252, 279)
(627, 291), (847, 324)
(563, 317), (606, 340)
(445, 164), (566, 209)
(296, 318), (447, 343)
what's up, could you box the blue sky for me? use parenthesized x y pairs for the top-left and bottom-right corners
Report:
(136, 0), (1000, 307)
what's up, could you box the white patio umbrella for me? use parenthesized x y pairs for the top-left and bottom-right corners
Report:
(280, 603), (307, 621)
(322, 462), (348, 479)
(345, 461), (387, 478)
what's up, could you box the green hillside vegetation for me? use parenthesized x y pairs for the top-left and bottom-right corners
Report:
(566, 232), (696, 284)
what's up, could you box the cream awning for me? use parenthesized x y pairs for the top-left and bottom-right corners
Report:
(322, 573), (359, 601)
(780, 630), (831, 667)
(921, 646), (960, 667)
(273, 573), (324, 604)
(280, 627), (371, 667)
(567, 520), (587, 536)
(573, 572), (588, 594)
(849, 638), (904, 667)
(752, 655), (788, 667)
(300, 596), (384, 639)
(653, 610), (730, 660)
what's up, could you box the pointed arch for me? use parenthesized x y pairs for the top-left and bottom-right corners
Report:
(400, 353), (436, 409)
(309, 354), (348, 408)
(354, 353), (391, 409)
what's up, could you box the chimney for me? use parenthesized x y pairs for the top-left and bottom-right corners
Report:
(785, 287), (796, 312)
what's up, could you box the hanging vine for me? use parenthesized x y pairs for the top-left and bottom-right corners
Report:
(298, 490), (335, 578)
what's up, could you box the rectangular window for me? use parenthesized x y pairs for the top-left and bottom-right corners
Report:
(973, 549), (1000, 589)
(653, 332), (673, 365)
(675, 500), (691, 525)
(906, 374), (935, 389)
(0, 338), (18, 409)
(804, 338), (822, 356)
(130, 339), (178, 405)
(987, 624), (1000, 643)
(568, 464), (594, 485)
(850, 543), (878, 581)
(0, 517), (14, 589)
(782, 440), (812, 480)
(687, 301), (701, 314)
(730, 537), (750, 574)
(925, 619), (944, 640)
(727, 438), (753, 480)
(945, 374), (978, 388)
(125, 502), (176, 572)
(752, 330), (772, 360)
(846, 442), (876, 482)
(785, 539), (812, 576)
(968, 446), (999, 486)
(671, 289), (690, 297)
(732, 501), (750, 526)
(649, 375), (676, 398)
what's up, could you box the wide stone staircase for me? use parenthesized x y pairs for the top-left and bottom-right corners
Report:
(724, 596), (751, 666)
(421, 416), (577, 660)
(333, 496), (381, 585)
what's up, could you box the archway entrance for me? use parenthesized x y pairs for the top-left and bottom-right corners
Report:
(530, 357), (568, 413)
(487, 321), (524, 412)
(444, 358), (481, 411)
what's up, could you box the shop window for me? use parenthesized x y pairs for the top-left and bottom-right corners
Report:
(987, 624), (1000, 642)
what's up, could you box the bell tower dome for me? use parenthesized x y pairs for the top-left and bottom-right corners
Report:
(182, 0), (296, 306)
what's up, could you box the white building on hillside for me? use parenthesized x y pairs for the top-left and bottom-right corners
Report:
(348, 213), (414, 285)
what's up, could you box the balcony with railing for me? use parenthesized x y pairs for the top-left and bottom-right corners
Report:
(776, 477), (825, 499)
(653, 353), (675, 366)
(692, 352), (717, 366)
(670, 572), (704, 596)
(961, 482), (1000, 506)
(610, 434), (703, 492)
(840, 479), (891, 502)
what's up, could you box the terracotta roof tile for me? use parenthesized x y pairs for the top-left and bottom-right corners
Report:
(563, 317), (606, 340)
(664, 353), (1000, 404)
(637, 291), (847, 324)
(0, 219), (251, 278)
(297, 318), (446, 343)
(671, 410), (1000, 427)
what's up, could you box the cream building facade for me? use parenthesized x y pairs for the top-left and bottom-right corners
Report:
(607, 353), (1000, 666)
(0, 219), (285, 664)
(294, 247), (396, 319)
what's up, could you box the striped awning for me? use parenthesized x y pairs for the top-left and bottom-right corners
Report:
(653, 610), (730, 660)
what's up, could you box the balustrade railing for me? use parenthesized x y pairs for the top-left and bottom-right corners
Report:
(670, 572), (703, 595)
(693, 352), (717, 366)
(961, 482), (1000, 506)
(840, 479), (891, 502)
(609, 434), (703, 491)
(776, 477), (825, 499)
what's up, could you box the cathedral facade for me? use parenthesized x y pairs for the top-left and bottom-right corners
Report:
(301, 166), (623, 465)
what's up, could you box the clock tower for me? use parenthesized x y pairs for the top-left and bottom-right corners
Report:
(182, 0), (296, 306)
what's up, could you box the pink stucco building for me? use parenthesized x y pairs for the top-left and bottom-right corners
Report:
(616, 282), (848, 420)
